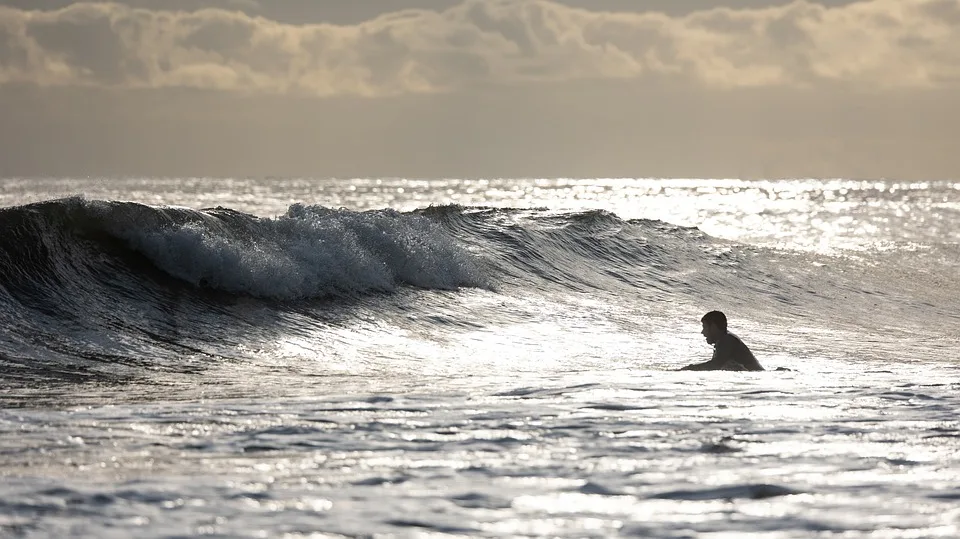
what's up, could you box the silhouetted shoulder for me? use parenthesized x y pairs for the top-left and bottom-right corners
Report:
(715, 332), (763, 371)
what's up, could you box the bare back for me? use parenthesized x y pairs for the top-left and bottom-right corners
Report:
(713, 332), (763, 371)
(680, 331), (764, 371)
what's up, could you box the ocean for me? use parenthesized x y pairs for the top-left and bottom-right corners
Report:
(1, 177), (958, 538)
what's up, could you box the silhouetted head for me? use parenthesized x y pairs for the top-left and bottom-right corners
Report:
(700, 310), (727, 345)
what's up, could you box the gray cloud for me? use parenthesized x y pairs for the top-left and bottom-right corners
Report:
(0, 0), (958, 96)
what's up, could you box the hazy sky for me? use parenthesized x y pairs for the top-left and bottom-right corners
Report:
(1, 0), (958, 179)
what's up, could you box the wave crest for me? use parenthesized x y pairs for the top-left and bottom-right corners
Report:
(107, 201), (488, 299)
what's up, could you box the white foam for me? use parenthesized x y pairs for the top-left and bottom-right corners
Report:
(113, 203), (486, 300)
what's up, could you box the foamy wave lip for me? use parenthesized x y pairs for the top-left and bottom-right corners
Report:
(113, 202), (488, 299)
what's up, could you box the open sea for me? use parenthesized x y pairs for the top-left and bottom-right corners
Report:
(1, 176), (958, 538)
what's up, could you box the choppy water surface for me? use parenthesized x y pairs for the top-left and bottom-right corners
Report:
(3, 367), (960, 538)
(4, 177), (959, 250)
(1, 177), (958, 537)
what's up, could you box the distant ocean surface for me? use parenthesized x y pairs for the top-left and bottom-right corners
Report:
(1, 177), (958, 538)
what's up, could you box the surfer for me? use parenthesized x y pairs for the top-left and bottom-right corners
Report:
(680, 311), (764, 371)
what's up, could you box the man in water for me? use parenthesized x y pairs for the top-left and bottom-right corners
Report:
(680, 311), (764, 371)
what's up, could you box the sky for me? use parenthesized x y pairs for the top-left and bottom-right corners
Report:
(0, 0), (958, 179)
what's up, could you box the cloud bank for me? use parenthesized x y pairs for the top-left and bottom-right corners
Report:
(1, 0), (959, 96)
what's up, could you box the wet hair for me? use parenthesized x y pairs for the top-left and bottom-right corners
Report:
(701, 310), (727, 332)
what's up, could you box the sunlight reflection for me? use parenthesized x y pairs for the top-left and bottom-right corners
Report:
(6, 178), (958, 251)
(512, 492), (638, 515)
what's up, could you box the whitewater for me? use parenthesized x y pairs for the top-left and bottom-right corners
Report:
(1, 177), (958, 538)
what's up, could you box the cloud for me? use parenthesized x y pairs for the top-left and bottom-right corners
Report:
(0, 0), (958, 96)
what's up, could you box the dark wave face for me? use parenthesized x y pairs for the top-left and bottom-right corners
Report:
(0, 198), (486, 386)
(1, 197), (956, 391)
